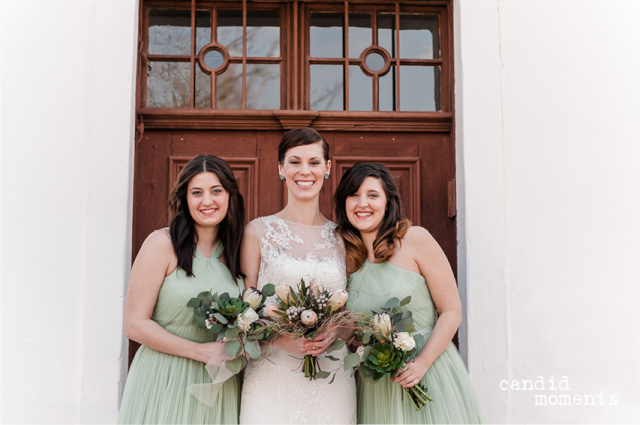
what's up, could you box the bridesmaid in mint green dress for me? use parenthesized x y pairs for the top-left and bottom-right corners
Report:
(335, 162), (482, 424)
(118, 155), (245, 424)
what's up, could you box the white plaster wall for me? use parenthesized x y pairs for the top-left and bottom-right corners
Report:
(457, 0), (640, 423)
(1, 0), (137, 423)
(3, 0), (640, 423)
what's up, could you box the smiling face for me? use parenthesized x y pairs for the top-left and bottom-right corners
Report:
(278, 142), (331, 202)
(186, 172), (229, 230)
(345, 176), (388, 234)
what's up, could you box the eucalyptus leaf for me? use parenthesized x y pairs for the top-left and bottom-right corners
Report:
(362, 332), (371, 345)
(244, 341), (261, 360)
(325, 355), (340, 362)
(225, 357), (244, 374)
(402, 323), (416, 332)
(326, 339), (346, 354)
(192, 315), (206, 327)
(343, 352), (361, 371)
(401, 309), (413, 319)
(384, 297), (400, 309)
(363, 346), (373, 359)
(213, 313), (228, 324)
(186, 298), (201, 308)
(262, 284), (275, 297)
(225, 327), (240, 339)
(210, 323), (223, 334)
(399, 296), (412, 307)
(225, 340), (241, 357)
(315, 371), (330, 379)
(329, 372), (337, 384)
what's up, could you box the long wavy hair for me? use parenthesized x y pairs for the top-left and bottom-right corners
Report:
(168, 155), (245, 279)
(334, 162), (411, 272)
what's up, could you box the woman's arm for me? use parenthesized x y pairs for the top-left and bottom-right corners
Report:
(240, 222), (261, 291)
(392, 226), (462, 388)
(124, 230), (224, 363)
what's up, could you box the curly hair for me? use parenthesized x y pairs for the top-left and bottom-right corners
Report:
(334, 162), (411, 272)
(168, 155), (245, 279)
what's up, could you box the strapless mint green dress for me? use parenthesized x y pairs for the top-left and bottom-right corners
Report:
(118, 243), (241, 424)
(348, 261), (482, 424)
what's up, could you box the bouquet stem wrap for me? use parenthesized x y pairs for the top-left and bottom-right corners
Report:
(186, 343), (235, 407)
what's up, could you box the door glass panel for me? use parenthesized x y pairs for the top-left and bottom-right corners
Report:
(310, 65), (344, 110)
(310, 12), (344, 58)
(146, 61), (191, 107)
(399, 14), (439, 59)
(379, 65), (396, 111)
(348, 65), (372, 111)
(195, 63), (211, 108)
(217, 63), (243, 109)
(365, 52), (385, 72)
(148, 9), (191, 55)
(218, 10), (243, 57)
(378, 13), (396, 58)
(246, 64), (280, 109)
(203, 50), (224, 70)
(349, 13), (371, 58)
(400, 66), (440, 111)
(247, 10), (280, 57)
(195, 10), (211, 54)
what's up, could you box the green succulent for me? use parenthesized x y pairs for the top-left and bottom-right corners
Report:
(364, 343), (404, 374)
(217, 298), (249, 318)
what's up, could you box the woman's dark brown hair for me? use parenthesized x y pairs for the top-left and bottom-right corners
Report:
(334, 162), (411, 272)
(168, 155), (245, 279)
(278, 127), (329, 163)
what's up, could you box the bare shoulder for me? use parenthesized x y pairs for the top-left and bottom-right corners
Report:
(143, 228), (174, 252)
(402, 226), (437, 249)
(244, 221), (259, 239)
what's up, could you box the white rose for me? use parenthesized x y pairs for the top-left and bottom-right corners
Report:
(392, 332), (416, 352)
(238, 307), (259, 331)
(242, 287), (263, 310)
(373, 312), (392, 337)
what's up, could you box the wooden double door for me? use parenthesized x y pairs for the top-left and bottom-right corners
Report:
(130, 0), (457, 363)
(131, 127), (456, 364)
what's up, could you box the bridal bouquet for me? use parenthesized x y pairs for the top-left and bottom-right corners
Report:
(354, 296), (433, 411)
(187, 284), (275, 374)
(256, 278), (354, 380)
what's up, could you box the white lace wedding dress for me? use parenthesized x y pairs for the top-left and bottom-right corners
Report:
(239, 216), (357, 424)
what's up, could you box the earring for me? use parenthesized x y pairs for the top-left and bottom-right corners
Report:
(280, 174), (285, 181)
(324, 173), (330, 180)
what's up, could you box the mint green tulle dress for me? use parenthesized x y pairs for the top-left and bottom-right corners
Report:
(347, 261), (482, 424)
(118, 244), (241, 424)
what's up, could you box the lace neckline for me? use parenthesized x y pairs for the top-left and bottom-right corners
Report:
(271, 215), (332, 228)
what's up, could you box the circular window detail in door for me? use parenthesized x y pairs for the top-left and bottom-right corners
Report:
(198, 44), (230, 75)
(359, 46), (391, 77)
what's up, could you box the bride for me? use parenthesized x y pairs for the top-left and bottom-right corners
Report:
(239, 128), (357, 424)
